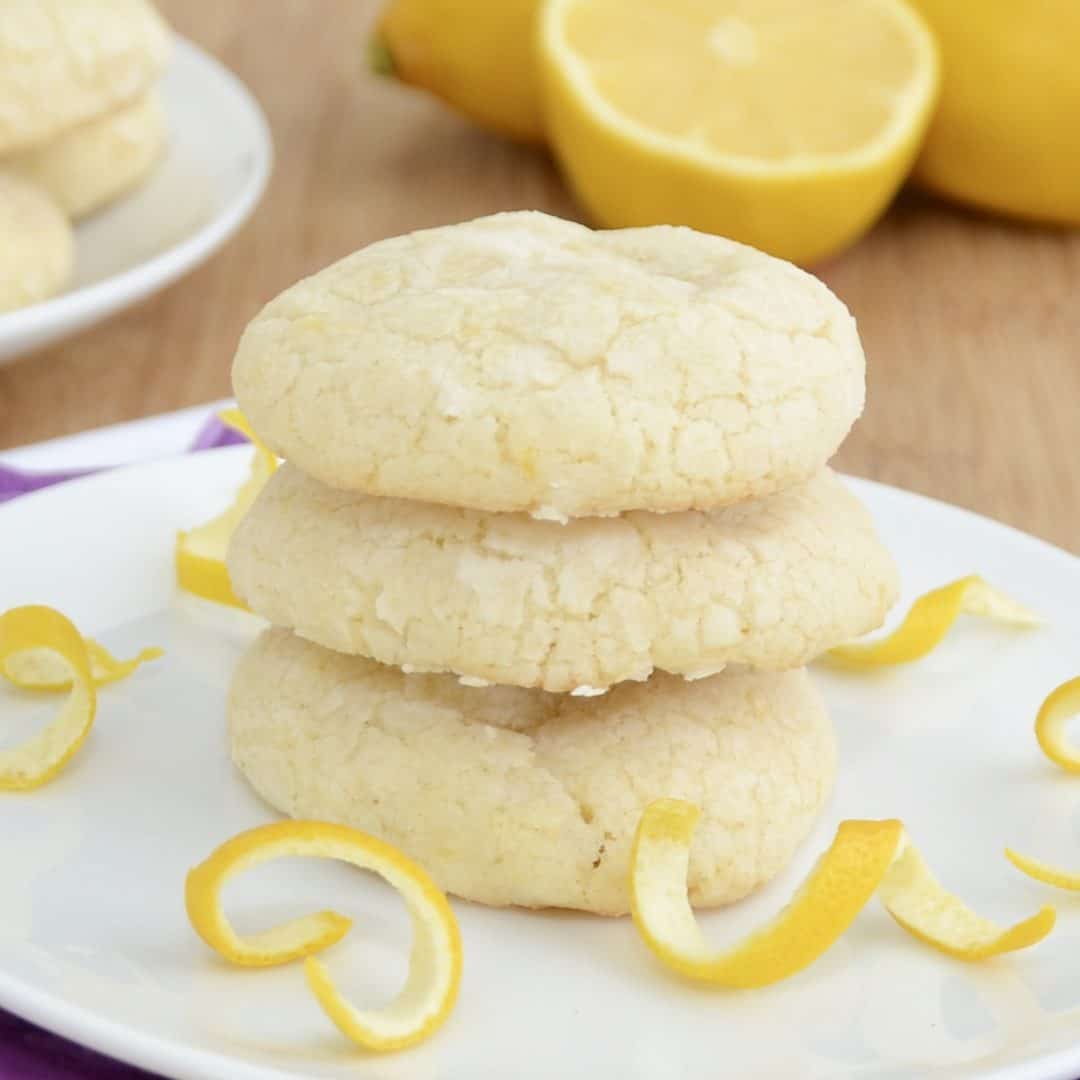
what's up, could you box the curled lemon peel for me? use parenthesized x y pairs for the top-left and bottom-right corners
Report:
(1004, 682), (1080, 891)
(3, 639), (162, 691)
(186, 820), (462, 1052)
(0, 606), (96, 791)
(630, 799), (1054, 988)
(879, 838), (1055, 960)
(175, 409), (277, 609)
(1005, 849), (1080, 891)
(826, 575), (1039, 669)
(1032, 676), (1080, 774)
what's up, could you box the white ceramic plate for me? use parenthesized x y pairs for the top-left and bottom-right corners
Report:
(0, 37), (271, 365)
(3, 450), (1080, 1080)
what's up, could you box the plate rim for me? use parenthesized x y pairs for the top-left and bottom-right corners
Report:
(2, 452), (1080, 1080)
(0, 35), (272, 351)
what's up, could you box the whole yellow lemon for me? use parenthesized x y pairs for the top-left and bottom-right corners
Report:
(373, 0), (544, 143)
(911, 0), (1080, 224)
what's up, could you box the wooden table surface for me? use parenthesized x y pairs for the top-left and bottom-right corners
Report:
(1, 0), (1077, 552)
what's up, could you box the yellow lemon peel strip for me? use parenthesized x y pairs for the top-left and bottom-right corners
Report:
(0, 606), (96, 791)
(1006, 679), (1080, 885)
(1031, 676), (1080, 774)
(630, 799), (1054, 987)
(879, 838), (1055, 960)
(3, 639), (162, 691)
(175, 409), (277, 608)
(186, 820), (462, 1052)
(1005, 849), (1080, 891)
(827, 575), (1039, 669)
(630, 803), (901, 988)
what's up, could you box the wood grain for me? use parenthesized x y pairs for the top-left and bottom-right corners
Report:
(1, 0), (1077, 553)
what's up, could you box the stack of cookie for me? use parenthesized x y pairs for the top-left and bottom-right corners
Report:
(0, 0), (170, 313)
(226, 211), (898, 916)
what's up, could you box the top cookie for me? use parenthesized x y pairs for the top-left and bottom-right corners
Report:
(0, 0), (170, 154)
(233, 211), (865, 517)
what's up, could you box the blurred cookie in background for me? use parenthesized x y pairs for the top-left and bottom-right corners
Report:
(0, 0), (171, 313)
(0, 172), (73, 313)
(0, 0), (169, 153)
(7, 91), (167, 221)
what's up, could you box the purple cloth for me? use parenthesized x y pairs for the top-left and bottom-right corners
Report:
(0, 415), (247, 505)
(0, 465), (97, 502)
(0, 412), (246, 1079)
(186, 417), (248, 454)
(0, 1011), (159, 1080)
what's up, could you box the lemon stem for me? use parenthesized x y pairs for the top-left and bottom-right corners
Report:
(368, 34), (396, 77)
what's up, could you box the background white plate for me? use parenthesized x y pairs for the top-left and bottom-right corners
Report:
(2, 451), (1080, 1080)
(0, 37), (271, 366)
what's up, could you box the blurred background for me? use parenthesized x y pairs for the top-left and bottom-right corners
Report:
(0, 0), (1077, 551)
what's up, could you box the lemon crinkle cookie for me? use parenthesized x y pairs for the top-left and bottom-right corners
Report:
(0, 172), (73, 312)
(229, 628), (836, 916)
(0, 0), (170, 155)
(232, 210), (866, 517)
(8, 91), (167, 219)
(229, 466), (898, 692)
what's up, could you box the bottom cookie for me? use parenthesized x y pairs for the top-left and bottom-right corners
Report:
(228, 629), (836, 916)
(0, 172), (72, 313)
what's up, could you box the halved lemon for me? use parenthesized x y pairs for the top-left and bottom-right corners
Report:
(540, 0), (939, 264)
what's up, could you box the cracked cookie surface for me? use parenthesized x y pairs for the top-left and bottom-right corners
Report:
(229, 628), (836, 915)
(0, 0), (169, 154)
(232, 210), (865, 517)
(228, 466), (898, 691)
